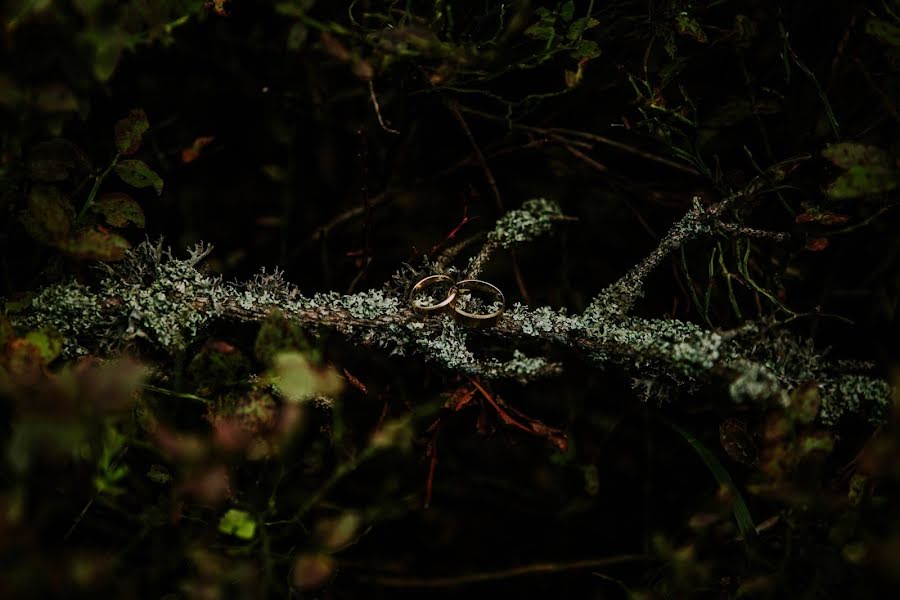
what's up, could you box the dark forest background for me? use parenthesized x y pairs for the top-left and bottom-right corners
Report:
(2, 1), (900, 598)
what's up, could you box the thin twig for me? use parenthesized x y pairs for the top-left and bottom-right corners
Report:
(348, 555), (655, 587)
(449, 101), (504, 212)
(368, 80), (399, 135)
(457, 105), (701, 176)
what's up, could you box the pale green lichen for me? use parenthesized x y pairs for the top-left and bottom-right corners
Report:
(11, 231), (892, 429)
(466, 199), (563, 276)
(22, 282), (104, 356)
(489, 198), (561, 248)
(506, 303), (580, 338)
(728, 361), (786, 405)
(819, 375), (891, 426)
(99, 244), (230, 350)
(586, 317), (724, 377)
(414, 318), (478, 373)
(482, 350), (560, 382)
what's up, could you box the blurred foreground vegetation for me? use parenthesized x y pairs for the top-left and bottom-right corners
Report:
(2, 1), (900, 598)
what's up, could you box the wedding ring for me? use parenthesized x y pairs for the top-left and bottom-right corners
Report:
(451, 279), (505, 328)
(408, 274), (457, 313)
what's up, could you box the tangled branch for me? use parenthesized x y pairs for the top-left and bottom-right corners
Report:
(13, 180), (890, 427)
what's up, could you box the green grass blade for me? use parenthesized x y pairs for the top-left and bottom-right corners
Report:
(662, 418), (756, 540)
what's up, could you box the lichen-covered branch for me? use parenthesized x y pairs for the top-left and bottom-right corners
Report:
(9, 195), (890, 427)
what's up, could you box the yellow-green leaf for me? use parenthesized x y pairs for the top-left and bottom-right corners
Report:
(115, 159), (164, 195)
(218, 508), (256, 540)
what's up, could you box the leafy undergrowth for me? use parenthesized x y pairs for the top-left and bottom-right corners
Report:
(2, 1), (900, 598)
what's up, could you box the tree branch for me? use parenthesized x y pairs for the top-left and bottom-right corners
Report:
(11, 193), (889, 427)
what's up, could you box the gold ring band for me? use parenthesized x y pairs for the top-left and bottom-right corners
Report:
(408, 274), (457, 313)
(451, 279), (505, 328)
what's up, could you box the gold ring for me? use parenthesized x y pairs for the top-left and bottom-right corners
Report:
(451, 279), (505, 328)
(408, 274), (457, 314)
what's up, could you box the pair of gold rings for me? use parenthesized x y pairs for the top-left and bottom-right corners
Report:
(408, 275), (505, 328)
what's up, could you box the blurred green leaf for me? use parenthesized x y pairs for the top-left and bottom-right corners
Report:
(570, 39), (601, 59)
(254, 309), (314, 366)
(567, 17), (599, 40)
(92, 193), (145, 228)
(218, 508), (257, 540)
(315, 511), (362, 550)
(827, 165), (898, 199)
(22, 328), (64, 364)
(34, 84), (78, 113)
(94, 422), (128, 495)
(676, 12), (708, 43)
(21, 185), (74, 245)
(27, 139), (91, 182)
(867, 18), (900, 47)
(823, 143), (898, 199)
(823, 143), (892, 168)
(114, 108), (149, 156)
(268, 351), (342, 403)
(61, 228), (131, 261)
(115, 159), (164, 195)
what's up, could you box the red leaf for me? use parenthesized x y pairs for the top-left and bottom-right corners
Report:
(806, 237), (829, 251)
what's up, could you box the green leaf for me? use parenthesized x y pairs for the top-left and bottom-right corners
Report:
(254, 309), (313, 366)
(22, 328), (64, 363)
(826, 165), (898, 199)
(61, 228), (131, 261)
(83, 29), (126, 82)
(92, 193), (145, 228)
(115, 159), (164, 195)
(93, 38), (123, 83)
(21, 185), (74, 244)
(664, 418), (756, 540)
(822, 143), (898, 199)
(525, 8), (558, 40)
(218, 508), (257, 540)
(94, 423), (129, 495)
(560, 1), (575, 22)
(524, 24), (556, 40)
(676, 11), (708, 43)
(268, 351), (343, 403)
(287, 22), (309, 49)
(569, 39), (601, 60)
(27, 139), (91, 182)
(315, 511), (362, 550)
(566, 17), (599, 40)
(867, 18), (900, 47)
(822, 143), (892, 168)
(114, 108), (149, 155)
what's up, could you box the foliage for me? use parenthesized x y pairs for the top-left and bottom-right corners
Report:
(2, 1), (900, 598)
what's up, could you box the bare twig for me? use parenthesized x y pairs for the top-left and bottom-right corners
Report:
(368, 80), (399, 135)
(347, 555), (655, 587)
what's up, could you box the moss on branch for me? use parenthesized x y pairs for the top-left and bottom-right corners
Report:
(8, 196), (890, 427)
